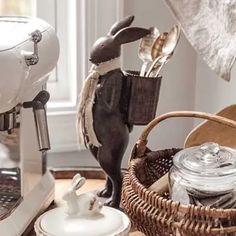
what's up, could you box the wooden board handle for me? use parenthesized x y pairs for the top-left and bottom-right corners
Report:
(148, 173), (169, 195)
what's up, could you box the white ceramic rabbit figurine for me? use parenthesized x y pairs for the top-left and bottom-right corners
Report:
(62, 174), (103, 217)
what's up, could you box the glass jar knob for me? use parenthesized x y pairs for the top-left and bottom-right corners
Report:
(199, 142), (220, 164)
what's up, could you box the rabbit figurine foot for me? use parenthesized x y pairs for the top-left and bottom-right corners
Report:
(105, 199), (119, 209)
(97, 177), (112, 198)
(98, 187), (112, 198)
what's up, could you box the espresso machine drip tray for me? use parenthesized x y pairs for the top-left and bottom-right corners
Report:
(0, 168), (21, 220)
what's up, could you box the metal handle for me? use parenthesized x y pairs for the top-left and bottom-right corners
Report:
(23, 30), (42, 66)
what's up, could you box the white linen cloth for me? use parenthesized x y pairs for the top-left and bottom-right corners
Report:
(77, 57), (121, 147)
(164, 0), (236, 81)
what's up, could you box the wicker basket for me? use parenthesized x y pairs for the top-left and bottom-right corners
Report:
(122, 111), (236, 236)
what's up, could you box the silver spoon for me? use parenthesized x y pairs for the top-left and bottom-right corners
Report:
(147, 54), (171, 77)
(138, 27), (159, 76)
(145, 32), (168, 77)
(146, 25), (181, 77)
(150, 32), (168, 62)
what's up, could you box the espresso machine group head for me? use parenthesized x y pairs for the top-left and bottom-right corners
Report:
(0, 16), (59, 235)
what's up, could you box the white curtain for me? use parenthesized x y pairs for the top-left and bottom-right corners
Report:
(164, 0), (236, 81)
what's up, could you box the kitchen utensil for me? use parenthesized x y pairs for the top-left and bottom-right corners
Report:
(145, 54), (170, 78)
(145, 32), (168, 78)
(185, 105), (236, 148)
(138, 27), (159, 76)
(146, 25), (180, 77)
(150, 32), (168, 60)
(35, 174), (131, 236)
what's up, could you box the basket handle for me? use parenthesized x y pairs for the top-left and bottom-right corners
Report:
(135, 111), (236, 157)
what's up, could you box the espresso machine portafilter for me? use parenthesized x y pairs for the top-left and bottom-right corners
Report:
(0, 16), (59, 236)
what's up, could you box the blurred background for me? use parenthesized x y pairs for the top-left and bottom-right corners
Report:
(0, 0), (35, 15)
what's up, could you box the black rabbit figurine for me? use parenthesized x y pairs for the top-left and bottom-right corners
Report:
(77, 15), (150, 208)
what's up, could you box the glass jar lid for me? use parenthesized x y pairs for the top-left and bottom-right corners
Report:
(174, 142), (236, 177)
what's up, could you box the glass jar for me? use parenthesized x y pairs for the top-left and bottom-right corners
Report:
(169, 142), (236, 208)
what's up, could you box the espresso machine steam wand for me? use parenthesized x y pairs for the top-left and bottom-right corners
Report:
(23, 90), (50, 174)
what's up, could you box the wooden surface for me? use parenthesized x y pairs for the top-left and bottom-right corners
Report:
(184, 105), (236, 148)
(28, 178), (144, 236)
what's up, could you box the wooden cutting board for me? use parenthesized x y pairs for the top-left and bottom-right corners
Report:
(184, 105), (236, 148)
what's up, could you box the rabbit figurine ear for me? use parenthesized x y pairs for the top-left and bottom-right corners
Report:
(108, 15), (134, 36)
(71, 173), (86, 190)
(113, 27), (150, 45)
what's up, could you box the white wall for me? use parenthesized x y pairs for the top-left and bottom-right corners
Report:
(195, 56), (236, 115)
(48, 0), (198, 168)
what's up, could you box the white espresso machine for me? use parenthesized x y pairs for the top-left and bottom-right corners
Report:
(0, 16), (59, 235)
